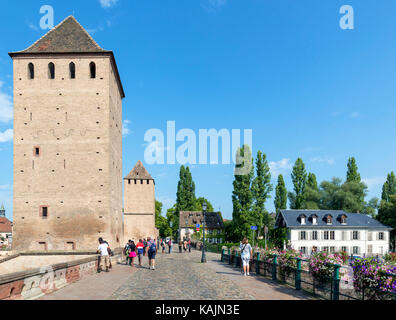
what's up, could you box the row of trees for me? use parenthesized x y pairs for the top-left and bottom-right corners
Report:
(230, 145), (396, 249)
(155, 165), (215, 240)
(274, 157), (378, 215)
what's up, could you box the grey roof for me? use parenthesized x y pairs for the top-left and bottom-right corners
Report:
(179, 211), (224, 229)
(12, 16), (106, 54)
(8, 16), (125, 98)
(124, 161), (154, 180)
(276, 210), (392, 229)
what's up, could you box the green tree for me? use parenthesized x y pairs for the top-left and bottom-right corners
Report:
(274, 174), (287, 213)
(155, 200), (172, 238)
(288, 158), (307, 209)
(196, 197), (214, 212)
(232, 145), (254, 240)
(319, 177), (343, 210)
(363, 197), (380, 217)
(166, 205), (178, 239)
(251, 151), (273, 236)
(378, 172), (396, 251)
(381, 172), (396, 202)
(346, 157), (361, 183)
(303, 173), (321, 209)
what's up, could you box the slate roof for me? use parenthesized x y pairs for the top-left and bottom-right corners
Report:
(180, 211), (224, 229)
(276, 210), (392, 230)
(0, 218), (12, 233)
(8, 16), (125, 98)
(124, 161), (154, 180)
(11, 16), (106, 54)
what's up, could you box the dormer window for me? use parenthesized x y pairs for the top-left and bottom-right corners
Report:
(325, 215), (333, 225)
(298, 214), (306, 225)
(310, 214), (318, 225)
(340, 214), (347, 225)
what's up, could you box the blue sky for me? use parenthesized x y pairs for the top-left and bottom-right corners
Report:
(0, 0), (395, 220)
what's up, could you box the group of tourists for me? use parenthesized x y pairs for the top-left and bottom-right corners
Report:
(124, 237), (157, 270)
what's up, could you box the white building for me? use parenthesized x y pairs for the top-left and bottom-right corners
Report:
(179, 211), (224, 243)
(275, 210), (392, 257)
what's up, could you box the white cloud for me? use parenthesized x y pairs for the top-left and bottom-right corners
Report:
(0, 129), (13, 143)
(269, 158), (292, 177)
(310, 157), (335, 166)
(0, 185), (11, 191)
(156, 195), (174, 208)
(28, 23), (39, 31)
(350, 112), (359, 119)
(362, 177), (385, 191)
(0, 82), (13, 123)
(99, 0), (118, 8)
(122, 120), (131, 136)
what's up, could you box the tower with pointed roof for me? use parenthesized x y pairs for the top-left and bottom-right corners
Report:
(9, 16), (124, 251)
(0, 204), (5, 218)
(123, 161), (157, 241)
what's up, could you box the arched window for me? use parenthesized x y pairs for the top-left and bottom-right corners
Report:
(69, 62), (76, 79)
(28, 63), (34, 79)
(90, 62), (96, 79)
(48, 62), (55, 79)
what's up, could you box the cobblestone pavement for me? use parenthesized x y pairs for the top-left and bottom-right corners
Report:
(110, 250), (311, 300)
(41, 250), (312, 300)
(110, 250), (254, 300)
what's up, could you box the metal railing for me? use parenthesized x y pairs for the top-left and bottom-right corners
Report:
(220, 249), (396, 300)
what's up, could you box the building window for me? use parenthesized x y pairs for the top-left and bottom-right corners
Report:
(48, 62), (55, 79)
(40, 206), (49, 218)
(300, 216), (306, 225)
(341, 215), (347, 224)
(312, 231), (318, 240)
(28, 63), (34, 79)
(341, 246), (348, 253)
(34, 146), (40, 157)
(69, 62), (76, 79)
(326, 216), (332, 224)
(367, 245), (373, 254)
(90, 62), (96, 79)
(323, 247), (329, 252)
(368, 232), (373, 241)
(324, 231), (329, 240)
(300, 231), (306, 240)
(353, 231), (359, 240)
(147, 180), (150, 184)
(378, 232), (384, 240)
(300, 247), (307, 255)
(312, 216), (317, 225)
(353, 246), (359, 255)
(330, 246), (336, 253)
(330, 231), (335, 240)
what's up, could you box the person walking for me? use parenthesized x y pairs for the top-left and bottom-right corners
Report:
(161, 239), (166, 254)
(147, 237), (157, 270)
(240, 238), (253, 276)
(183, 240), (187, 252)
(136, 239), (144, 267)
(143, 239), (147, 256)
(124, 241), (131, 265)
(128, 241), (137, 267)
(97, 238), (110, 273)
(178, 240), (183, 253)
(99, 237), (113, 269)
(188, 238), (191, 253)
(167, 239), (172, 254)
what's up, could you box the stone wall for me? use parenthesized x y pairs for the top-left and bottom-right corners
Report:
(0, 252), (121, 300)
(12, 54), (123, 251)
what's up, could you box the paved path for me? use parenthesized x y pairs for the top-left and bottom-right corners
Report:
(41, 250), (312, 300)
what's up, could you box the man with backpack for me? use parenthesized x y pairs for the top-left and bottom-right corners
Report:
(147, 237), (157, 270)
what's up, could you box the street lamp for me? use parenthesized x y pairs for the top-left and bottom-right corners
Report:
(201, 201), (207, 263)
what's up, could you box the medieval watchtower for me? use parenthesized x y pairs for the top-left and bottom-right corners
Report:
(9, 16), (125, 251)
(124, 161), (156, 241)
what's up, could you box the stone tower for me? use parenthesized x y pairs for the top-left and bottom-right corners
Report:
(9, 16), (125, 251)
(124, 161), (156, 241)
